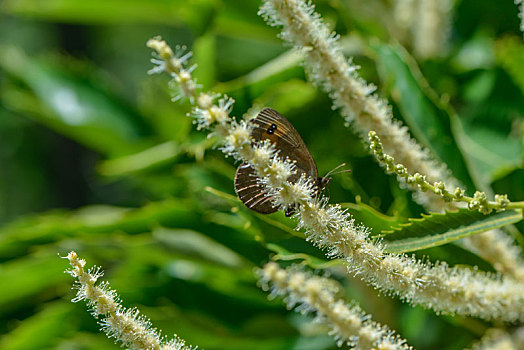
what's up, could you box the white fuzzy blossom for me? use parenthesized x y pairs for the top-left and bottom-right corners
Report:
(414, 0), (453, 58)
(259, 0), (457, 209)
(148, 36), (524, 323)
(394, 0), (453, 58)
(65, 251), (194, 350)
(517, 0), (524, 33)
(394, 0), (417, 34)
(470, 327), (524, 350)
(259, 0), (524, 283)
(259, 262), (412, 349)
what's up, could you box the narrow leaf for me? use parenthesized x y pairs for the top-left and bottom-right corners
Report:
(373, 43), (476, 190)
(383, 208), (522, 253)
(1, 0), (216, 30)
(0, 47), (149, 156)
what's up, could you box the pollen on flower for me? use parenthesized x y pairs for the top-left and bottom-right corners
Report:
(331, 301), (348, 318)
(209, 105), (229, 125)
(298, 202), (324, 234)
(265, 159), (293, 185)
(288, 272), (306, 291)
(222, 121), (251, 155)
(146, 37), (174, 60)
(274, 269), (288, 285)
(263, 262), (280, 280)
(359, 324), (381, 346)
(251, 143), (273, 170)
(276, 177), (314, 207)
(346, 313), (362, 332)
(95, 293), (118, 314)
(197, 93), (215, 109)
(400, 265), (417, 281)
(378, 340), (399, 350)
(176, 71), (196, 97)
(304, 279), (322, 297)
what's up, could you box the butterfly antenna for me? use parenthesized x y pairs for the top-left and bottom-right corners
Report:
(331, 168), (352, 176)
(325, 163), (350, 177)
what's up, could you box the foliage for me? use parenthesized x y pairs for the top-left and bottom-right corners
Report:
(0, 0), (523, 349)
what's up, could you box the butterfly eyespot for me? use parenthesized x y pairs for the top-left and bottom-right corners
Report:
(267, 128), (275, 135)
(270, 123), (277, 130)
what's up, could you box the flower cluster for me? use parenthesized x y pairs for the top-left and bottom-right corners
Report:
(393, 0), (452, 58)
(259, 0), (524, 284)
(516, 0), (524, 33)
(148, 36), (524, 323)
(369, 131), (521, 214)
(470, 327), (524, 350)
(259, 262), (412, 349)
(258, 0), (458, 204)
(147, 37), (317, 215)
(65, 251), (193, 350)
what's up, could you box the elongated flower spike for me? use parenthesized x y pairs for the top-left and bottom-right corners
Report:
(259, 262), (413, 349)
(148, 36), (524, 323)
(369, 131), (524, 214)
(470, 327), (524, 350)
(258, 0), (524, 283)
(65, 251), (194, 350)
(516, 0), (524, 34)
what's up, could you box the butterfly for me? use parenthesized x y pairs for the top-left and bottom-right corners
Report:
(234, 108), (331, 216)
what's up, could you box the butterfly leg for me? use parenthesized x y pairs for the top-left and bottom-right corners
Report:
(284, 204), (298, 217)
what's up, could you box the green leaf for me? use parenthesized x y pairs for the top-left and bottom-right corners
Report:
(0, 255), (69, 314)
(153, 227), (245, 268)
(0, 199), (198, 259)
(97, 141), (182, 176)
(455, 67), (523, 188)
(214, 1), (280, 41)
(383, 208), (523, 253)
(372, 43), (476, 191)
(216, 49), (304, 95)
(216, 37), (362, 106)
(266, 243), (339, 269)
(0, 0), (216, 31)
(458, 115), (522, 186)
(0, 302), (75, 350)
(193, 33), (217, 90)
(341, 199), (406, 235)
(496, 36), (524, 94)
(0, 47), (150, 156)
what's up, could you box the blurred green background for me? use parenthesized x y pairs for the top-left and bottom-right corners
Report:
(0, 0), (522, 349)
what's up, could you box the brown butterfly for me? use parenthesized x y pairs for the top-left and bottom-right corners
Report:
(234, 108), (331, 216)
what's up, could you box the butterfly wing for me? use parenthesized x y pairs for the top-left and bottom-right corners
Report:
(234, 163), (279, 214)
(251, 108), (318, 180)
(234, 108), (320, 214)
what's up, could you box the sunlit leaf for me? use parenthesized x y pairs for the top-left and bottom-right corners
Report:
(373, 43), (476, 190)
(0, 0), (216, 31)
(383, 208), (522, 253)
(0, 47), (150, 155)
(0, 302), (74, 350)
(0, 255), (69, 313)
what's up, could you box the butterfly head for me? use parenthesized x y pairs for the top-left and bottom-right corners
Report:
(318, 163), (351, 192)
(318, 176), (332, 191)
